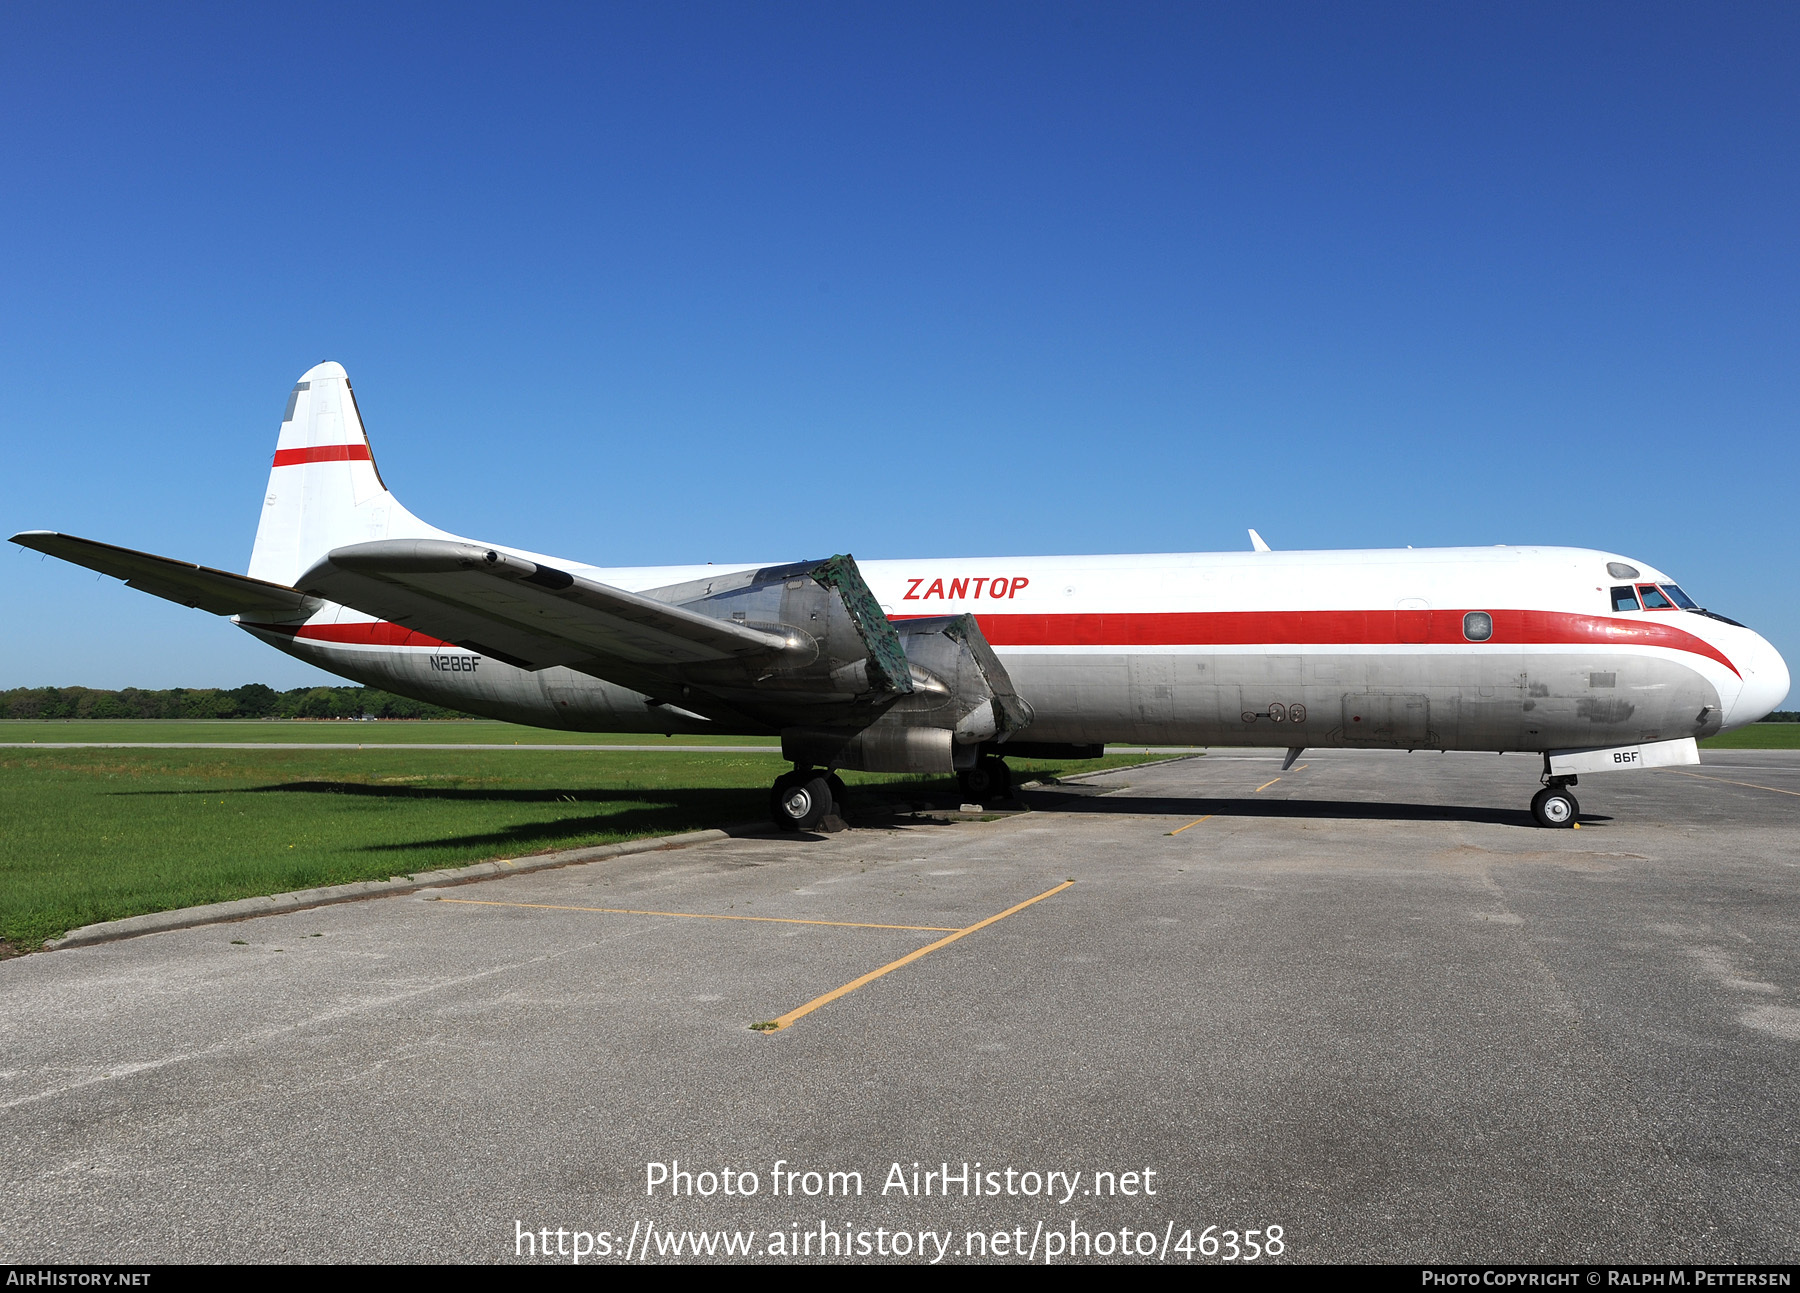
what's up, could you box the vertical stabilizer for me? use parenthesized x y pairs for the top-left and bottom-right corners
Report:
(248, 362), (450, 587)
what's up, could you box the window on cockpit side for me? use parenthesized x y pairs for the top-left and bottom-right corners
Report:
(1661, 584), (1698, 609)
(1611, 586), (1641, 612)
(1638, 584), (1676, 610)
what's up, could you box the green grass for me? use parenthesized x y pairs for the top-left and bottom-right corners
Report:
(0, 719), (779, 745)
(0, 745), (1165, 950)
(1701, 723), (1800, 749)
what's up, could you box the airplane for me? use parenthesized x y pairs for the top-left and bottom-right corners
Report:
(13, 361), (1790, 832)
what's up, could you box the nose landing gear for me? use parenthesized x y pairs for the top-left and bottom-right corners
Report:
(1531, 776), (1580, 829)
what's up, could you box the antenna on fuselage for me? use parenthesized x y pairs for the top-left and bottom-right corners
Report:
(1248, 529), (1272, 552)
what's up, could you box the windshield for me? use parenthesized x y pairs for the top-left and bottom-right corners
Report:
(1662, 583), (1698, 610)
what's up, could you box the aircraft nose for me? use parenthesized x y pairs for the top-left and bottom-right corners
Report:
(1722, 631), (1791, 731)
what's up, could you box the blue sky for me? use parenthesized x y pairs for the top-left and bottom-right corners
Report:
(3, 2), (1795, 689)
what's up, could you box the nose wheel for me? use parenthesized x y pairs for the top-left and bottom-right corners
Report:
(1530, 781), (1580, 829)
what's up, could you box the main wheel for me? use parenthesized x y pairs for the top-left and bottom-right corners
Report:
(1530, 786), (1579, 829)
(957, 756), (1012, 802)
(772, 771), (833, 831)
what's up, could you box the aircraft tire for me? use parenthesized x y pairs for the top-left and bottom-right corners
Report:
(1530, 786), (1579, 829)
(957, 756), (1012, 803)
(825, 773), (848, 815)
(772, 771), (832, 831)
(984, 757), (1013, 801)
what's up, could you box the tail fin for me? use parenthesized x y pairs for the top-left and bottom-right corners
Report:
(248, 362), (449, 587)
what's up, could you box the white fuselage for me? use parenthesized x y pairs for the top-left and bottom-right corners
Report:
(243, 543), (1788, 752)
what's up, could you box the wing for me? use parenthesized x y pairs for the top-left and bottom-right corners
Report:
(11, 531), (320, 619)
(296, 539), (797, 670)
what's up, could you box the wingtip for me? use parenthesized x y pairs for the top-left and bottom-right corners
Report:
(1248, 528), (1272, 553)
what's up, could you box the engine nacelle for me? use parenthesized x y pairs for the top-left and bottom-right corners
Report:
(781, 724), (954, 773)
(776, 613), (1034, 772)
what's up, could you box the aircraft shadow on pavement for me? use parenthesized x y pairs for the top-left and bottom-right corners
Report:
(114, 781), (1608, 843)
(1028, 791), (1612, 828)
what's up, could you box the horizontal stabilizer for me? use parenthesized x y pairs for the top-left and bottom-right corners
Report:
(12, 531), (320, 619)
(299, 539), (798, 670)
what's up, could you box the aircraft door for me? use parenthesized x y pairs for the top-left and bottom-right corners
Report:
(1126, 654), (1175, 738)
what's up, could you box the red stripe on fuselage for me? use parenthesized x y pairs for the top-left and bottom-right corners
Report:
(271, 444), (372, 467)
(246, 608), (1739, 676)
(908, 609), (1742, 676)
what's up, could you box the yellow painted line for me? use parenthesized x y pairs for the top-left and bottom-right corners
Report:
(435, 898), (960, 932)
(1254, 778), (1281, 792)
(755, 880), (1076, 1033)
(1168, 814), (1213, 835)
(1669, 770), (1800, 800)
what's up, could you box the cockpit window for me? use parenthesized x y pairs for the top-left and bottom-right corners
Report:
(1638, 584), (1675, 610)
(1661, 583), (1698, 610)
(1611, 586), (1641, 612)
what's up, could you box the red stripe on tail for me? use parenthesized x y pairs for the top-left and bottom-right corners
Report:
(272, 444), (373, 467)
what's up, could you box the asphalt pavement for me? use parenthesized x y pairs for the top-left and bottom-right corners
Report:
(3, 748), (1796, 1264)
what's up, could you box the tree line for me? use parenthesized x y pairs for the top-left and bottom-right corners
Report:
(0, 685), (463, 720)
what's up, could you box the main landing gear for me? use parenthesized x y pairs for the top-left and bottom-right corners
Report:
(770, 768), (848, 832)
(768, 754), (1015, 830)
(957, 755), (1012, 803)
(1531, 776), (1580, 829)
